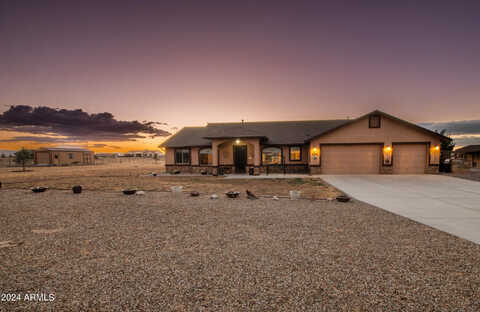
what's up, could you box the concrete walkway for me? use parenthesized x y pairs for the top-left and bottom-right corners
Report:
(321, 175), (480, 244)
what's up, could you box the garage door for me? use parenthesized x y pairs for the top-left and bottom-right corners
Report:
(393, 144), (426, 174)
(321, 144), (381, 174)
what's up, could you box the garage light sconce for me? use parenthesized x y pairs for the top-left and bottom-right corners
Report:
(383, 145), (392, 165)
(430, 145), (440, 165)
(311, 147), (319, 160)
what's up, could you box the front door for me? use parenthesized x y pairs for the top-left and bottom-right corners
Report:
(233, 145), (247, 173)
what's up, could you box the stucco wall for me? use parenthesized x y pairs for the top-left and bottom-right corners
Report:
(219, 141), (234, 165)
(35, 152), (50, 164)
(37, 151), (93, 165)
(165, 148), (175, 164)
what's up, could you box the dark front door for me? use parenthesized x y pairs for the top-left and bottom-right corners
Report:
(233, 145), (247, 173)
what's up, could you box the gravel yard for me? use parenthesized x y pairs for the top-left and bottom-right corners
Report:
(446, 170), (480, 182)
(1, 189), (479, 311)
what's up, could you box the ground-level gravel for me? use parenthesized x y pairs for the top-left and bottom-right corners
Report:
(1, 189), (479, 311)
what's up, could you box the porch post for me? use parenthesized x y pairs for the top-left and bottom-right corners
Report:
(253, 139), (260, 166)
(212, 141), (219, 166)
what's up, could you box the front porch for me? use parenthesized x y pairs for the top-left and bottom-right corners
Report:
(165, 138), (310, 175)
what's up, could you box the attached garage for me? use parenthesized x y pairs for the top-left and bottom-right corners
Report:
(393, 143), (427, 174)
(321, 144), (381, 174)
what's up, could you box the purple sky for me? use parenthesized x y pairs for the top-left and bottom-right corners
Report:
(1, 1), (480, 148)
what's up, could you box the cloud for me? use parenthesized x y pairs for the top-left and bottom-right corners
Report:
(0, 105), (171, 142)
(0, 136), (77, 143)
(420, 120), (480, 136)
(420, 120), (480, 147)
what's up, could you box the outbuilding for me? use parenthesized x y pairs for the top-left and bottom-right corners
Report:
(34, 147), (94, 166)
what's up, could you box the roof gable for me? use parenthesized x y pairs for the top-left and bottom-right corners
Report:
(306, 110), (451, 142)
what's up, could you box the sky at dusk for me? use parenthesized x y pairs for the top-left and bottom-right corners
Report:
(1, 0), (480, 152)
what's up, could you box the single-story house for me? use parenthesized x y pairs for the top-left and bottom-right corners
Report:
(455, 145), (480, 168)
(160, 110), (450, 175)
(34, 147), (94, 166)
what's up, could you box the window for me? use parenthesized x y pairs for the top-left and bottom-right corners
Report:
(289, 146), (301, 161)
(369, 115), (381, 128)
(199, 148), (212, 165)
(68, 153), (73, 159)
(175, 148), (190, 164)
(262, 147), (281, 165)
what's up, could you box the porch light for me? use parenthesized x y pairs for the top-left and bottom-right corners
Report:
(313, 147), (318, 153)
(235, 139), (240, 144)
(384, 145), (392, 151)
(435, 145), (440, 150)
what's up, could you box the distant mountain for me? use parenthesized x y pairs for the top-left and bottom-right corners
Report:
(0, 150), (16, 157)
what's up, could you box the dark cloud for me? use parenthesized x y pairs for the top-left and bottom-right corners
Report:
(420, 120), (480, 136)
(0, 105), (171, 141)
(420, 120), (480, 147)
(0, 136), (77, 143)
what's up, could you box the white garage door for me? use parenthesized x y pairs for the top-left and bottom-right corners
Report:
(393, 143), (427, 174)
(321, 144), (381, 174)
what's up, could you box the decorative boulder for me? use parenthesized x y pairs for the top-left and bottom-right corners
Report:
(72, 185), (82, 194)
(123, 189), (137, 195)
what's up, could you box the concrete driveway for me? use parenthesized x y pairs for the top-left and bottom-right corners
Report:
(321, 175), (480, 244)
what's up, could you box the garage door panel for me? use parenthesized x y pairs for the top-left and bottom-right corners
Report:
(393, 144), (426, 174)
(321, 145), (381, 174)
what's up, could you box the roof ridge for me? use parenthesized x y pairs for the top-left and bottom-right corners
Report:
(207, 119), (349, 125)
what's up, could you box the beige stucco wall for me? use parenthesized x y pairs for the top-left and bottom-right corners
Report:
(191, 147), (199, 165)
(53, 151), (90, 165)
(36, 151), (93, 165)
(219, 141), (234, 165)
(309, 116), (441, 166)
(165, 148), (175, 164)
(36, 152), (50, 164)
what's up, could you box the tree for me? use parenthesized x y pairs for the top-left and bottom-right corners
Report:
(439, 129), (455, 151)
(15, 148), (34, 172)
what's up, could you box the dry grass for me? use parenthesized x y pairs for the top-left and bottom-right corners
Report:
(0, 161), (340, 199)
(1, 189), (479, 311)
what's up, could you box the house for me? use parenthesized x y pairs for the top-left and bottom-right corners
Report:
(455, 145), (480, 168)
(34, 147), (94, 166)
(160, 110), (450, 175)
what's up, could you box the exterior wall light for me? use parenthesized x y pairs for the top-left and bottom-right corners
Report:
(383, 145), (392, 165)
(430, 145), (440, 164)
(311, 147), (319, 160)
(235, 139), (240, 144)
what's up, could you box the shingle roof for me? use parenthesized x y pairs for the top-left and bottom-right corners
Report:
(205, 120), (350, 144)
(455, 145), (480, 154)
(160, 110), (450, 148)
(160, 127), (211, 148)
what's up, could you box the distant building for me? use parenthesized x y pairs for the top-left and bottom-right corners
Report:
(125, 150), (163, 158)
(95, 152), (124, 158)
(34, 147), (94, 165)
(455, 145), (480, 168)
